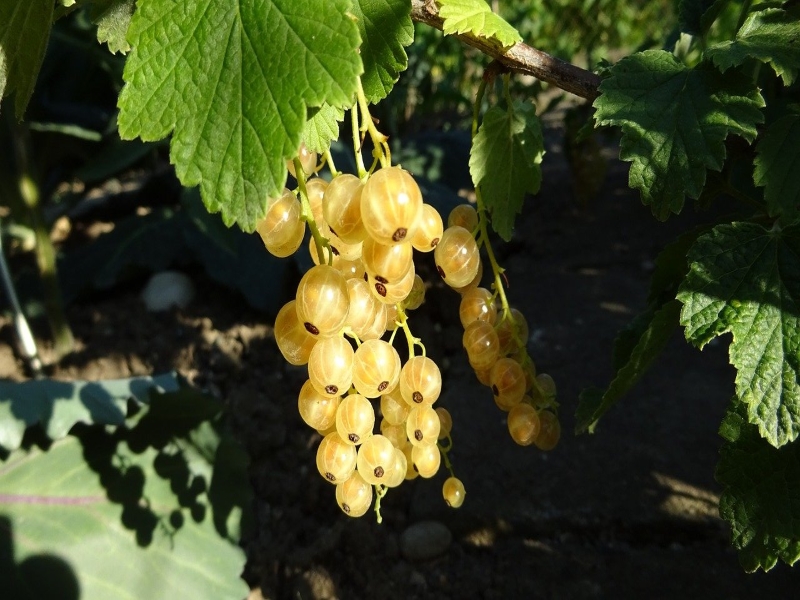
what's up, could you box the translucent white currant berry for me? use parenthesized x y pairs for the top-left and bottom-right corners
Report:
(274, 300), (317, 365)
(298, 379), (340, 431)
(406, 405), (441, 447)
(459, 287), (497, 328)
(442, 476), (466, 508)
(490, 358), (526, 411)
(256, 189), (305, 258)
(304, 177), (327, 224)
(345, 278), (386, 341)
(463, 320), (500, 372)
(352, 339), (402, 398)
(362, 237), (413, 283)
(435, 407), (452, 439)
(403, 275), (426, 311)
(295, 265), (349, 337)
(434, 226), (480, 289)
(335, 394), (375, 446)
(534, 410), (561, 451)
(380, 387), (410, 425)
(316, 432), (357, 484)
(323, 174), (367, 244)
(361, 166), (423, 245)
(384, 448), (408, 488)
(412, 443), (441, 478)
(399, 356), (442, 407)
(507, 403), (541, 446)
(286, 143), (317, 178)
(308, 335), (354, 398)
(447, 204), (479, 232)
(357, 435), (397, 485)
(336, 471), (372, 517)
(410, 203), (444, 252)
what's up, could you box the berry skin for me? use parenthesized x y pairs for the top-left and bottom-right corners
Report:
(316, 432), (357, 484)
(336, 471), (372, 517)
(442, 476), (466, 508)
(507, 404), (541, 446)
(434, 226), (481, 289)
(357, 435), (397, 485)
(295, 265), (350, 337)
(361, 166), (423, 245)
(399, 356), (442, 407)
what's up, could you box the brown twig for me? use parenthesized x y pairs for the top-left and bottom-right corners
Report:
(410, 0), (601, 100)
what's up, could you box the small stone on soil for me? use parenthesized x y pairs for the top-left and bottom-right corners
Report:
(400, 520), (452, 561)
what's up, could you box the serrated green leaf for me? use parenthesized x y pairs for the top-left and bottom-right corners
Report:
(754, 112), (800, 222)
(717, 400), (800, 572)
(302, 104), (345, 154)
(0, 393), (249, 598)
(679, 0), (730, 35)
(351, 0), (413, 103)
(576, 300), (681, 434)
(594, 50), (764, 220)
(439, 0), (522, 48)
(90, 0), (135, 54)
(706, 8), (800, 86)
(678, 222), (800, 448)
(117, 0), (362, 232)
(469, 101), (543, 240)
(0, 0), (54, 119)
(0, 373), (181, 452)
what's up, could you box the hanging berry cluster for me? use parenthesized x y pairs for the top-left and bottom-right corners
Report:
(256, 79), (560, 521)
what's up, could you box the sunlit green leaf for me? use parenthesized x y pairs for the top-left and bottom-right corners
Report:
(117, 0), (362, 231)
(678, 222), (800, 448)
(469, 101), (543, 240)
(439, 0), (522, 48)
(594, 50), (764, 220)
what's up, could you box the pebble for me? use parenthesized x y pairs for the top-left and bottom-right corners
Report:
(400, 520), (452, 561)
(141, 270), (195, 312)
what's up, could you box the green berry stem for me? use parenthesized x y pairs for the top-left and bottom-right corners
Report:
(395, 304), (426, 358)
(293, 157), (331, 266)
(351, 103), (368, 179)
(355, 78), (391, 169)
(373, 484), (388, 524)
(324, 149), (340, 178)
(438, 434), (456, 479)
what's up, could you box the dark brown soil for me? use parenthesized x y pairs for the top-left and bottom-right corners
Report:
(2, 128), (798, 600)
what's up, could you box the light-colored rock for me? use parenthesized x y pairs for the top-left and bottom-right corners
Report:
(141, 271), (195, 312)
(399, 520), (452, 561)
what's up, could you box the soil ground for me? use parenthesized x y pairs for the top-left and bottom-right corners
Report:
(2, 125), (799, 600)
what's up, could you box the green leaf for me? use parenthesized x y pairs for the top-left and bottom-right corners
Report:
(754, 112), (800, 222)
(594, 50), (764, 220)
(706, 8), (800, 86)
(439, 0), (522, 48)
(302, 104), (345, 154)
(576, 300), (681, 434)
(678, 222), (800, 448)
(0, 0), (54, 119)
(90, 0), (136, 54)
(350, 0), (413, 103)
(0, 373), (181, 452)
(469, 101), (544, 241)
(717, 400), (800, 572)
(679, 0), (730, 35)
(0, 393), (250, 599)
(117, 0), (362, 231)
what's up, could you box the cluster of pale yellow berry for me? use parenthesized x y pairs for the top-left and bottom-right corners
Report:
(254, 142), (558, 519)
